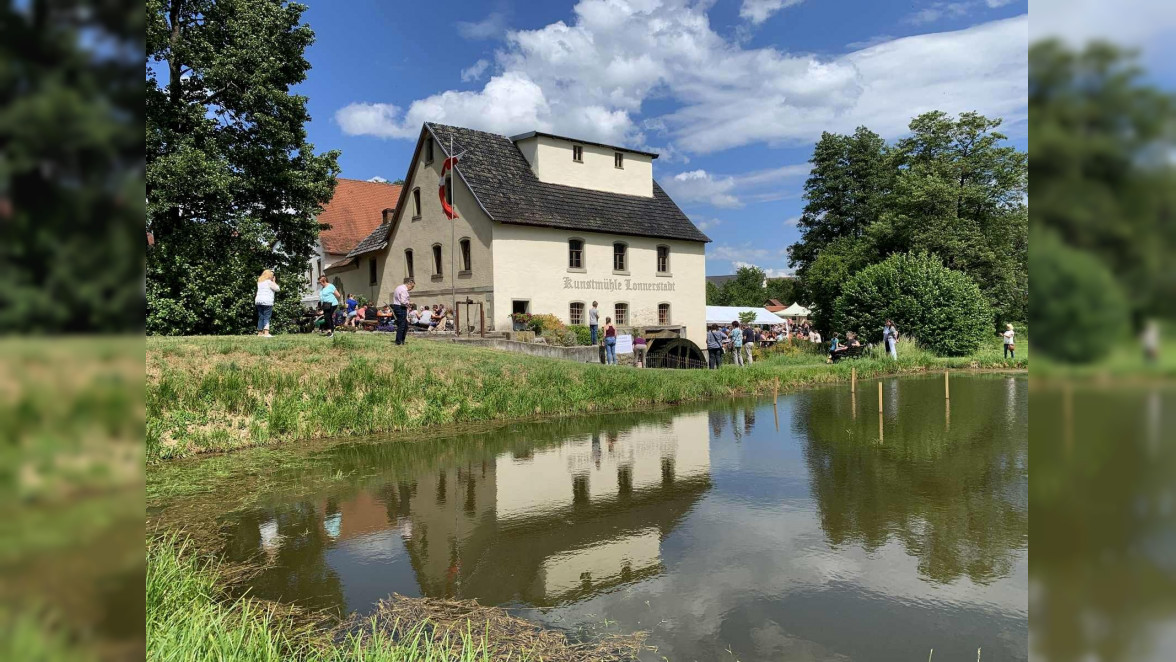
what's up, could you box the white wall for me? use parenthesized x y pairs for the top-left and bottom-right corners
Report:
(515, 135), (654, 198)
(491, 224), (707, 347)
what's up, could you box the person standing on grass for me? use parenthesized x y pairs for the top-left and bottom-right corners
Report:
(344, 293), (359, 328)
(731, 321), (745, 367)
(1003, 323), (1016, 360)
(589, 301), (600, 345)
(603, 316), (618, 365)
(706, 324), (724, 369)
(744, 325), (756, 365)
(255, 270), (280, 337)
(392, 278), (414, 346)
(634, 334), (647, 368)
(317, 275), (339, 337)
(883, 319), (898, 359)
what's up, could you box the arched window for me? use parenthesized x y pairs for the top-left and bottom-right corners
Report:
(568, 238), (584, 269)
(658, 303), (671, 325)
(614, 302), (629, 325)
(569, 301), (586, 325)
(412, 188), (422, 218)
(656, 245), (670, 274)
(613, 242), (627, 272)
(404, 249), (414, 279)
(459, 238), (472, 272)
(432, 243), (443, 276)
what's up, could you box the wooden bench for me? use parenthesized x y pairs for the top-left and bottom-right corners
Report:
(831, 343), (867, 362)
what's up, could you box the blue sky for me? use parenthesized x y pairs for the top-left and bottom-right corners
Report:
(297, 0), (1035, 277)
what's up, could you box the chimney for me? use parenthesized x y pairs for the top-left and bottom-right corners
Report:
(382, 208), (394, 225)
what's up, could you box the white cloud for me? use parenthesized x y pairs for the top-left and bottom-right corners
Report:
(457, 13), (507, 40)
(661, 164), (809, 208)
(710, 243), (789, 264)
(904, 2), (973, 26)
(733, 260), (794, 278)
(986, 0), (1015, 6)
(339, 1), (1028, 155)
(461, 58), (490, 82)
(366, 176), (388, 183)
(694, 217), (722, 232)
(783, 215), (801, 227)
(845, 34), (896, 50)
(739, 0), (805, 25)
(1029, 0), (1176, 47)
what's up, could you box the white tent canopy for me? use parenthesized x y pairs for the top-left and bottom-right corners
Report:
(705, 306), (782, 326)
(779, 303), (811, 317)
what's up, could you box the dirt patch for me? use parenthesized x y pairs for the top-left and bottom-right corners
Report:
(342, 594), (648, 661)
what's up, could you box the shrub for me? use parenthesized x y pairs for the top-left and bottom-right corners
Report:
(567, 325), (593, 346)
(528, 313), (566, 335)
(833, 252), (991, 356)
(1029, 230), (1127, 363)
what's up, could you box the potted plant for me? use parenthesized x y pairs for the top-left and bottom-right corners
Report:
(511, 312), (532, 331)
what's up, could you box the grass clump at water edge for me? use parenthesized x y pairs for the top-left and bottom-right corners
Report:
(146, 534), (644, 661)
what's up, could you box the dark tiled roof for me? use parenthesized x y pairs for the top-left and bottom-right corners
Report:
(346, 223), (393, 258)
(425, 123), (709, 243)
(706, 274), (737, 286)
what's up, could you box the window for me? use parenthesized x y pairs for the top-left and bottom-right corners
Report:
(569, 302), (585, 325)
(404, 249), (414, 279)
(656, 245), (670, 274)
(658, 303), (671, 325)
(613, 242), (627, 272)
(369, 258), (378, 285)
(425, 137), (434, 163)
(412, 188), (421, 218)
(568, 238), (584, 269)
(432, 244), (443, 276)
(459, 238), (471, 272)
(614, 152), (624, 168)
(512, 300), (530, 315)
(614, 302), (628, 325)
(573, 145), (583, 162)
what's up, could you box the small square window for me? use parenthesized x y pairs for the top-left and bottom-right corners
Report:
(614, 152), (624, 168)
(573, 145), (583, 162)
(569, 302), (585, 325)
(614, 303), (628, 325)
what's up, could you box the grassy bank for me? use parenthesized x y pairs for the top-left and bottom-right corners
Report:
(147, 535), (644, 661)
(147, 333), (1026, 462)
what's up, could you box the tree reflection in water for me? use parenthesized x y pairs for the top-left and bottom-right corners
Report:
(796, 375), (1028, 585)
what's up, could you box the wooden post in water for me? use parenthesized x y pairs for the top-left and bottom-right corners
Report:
(851, 367), (856, 393)
(945, 370), (950, 400)
(877, 380), (883, 412)
(774, 376), (779, 404)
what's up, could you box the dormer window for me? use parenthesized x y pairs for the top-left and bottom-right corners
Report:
(614, 152), (624, 169)
(573, 145), (583, 162)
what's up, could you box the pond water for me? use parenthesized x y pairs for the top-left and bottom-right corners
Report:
(206, 373), (1028, 661)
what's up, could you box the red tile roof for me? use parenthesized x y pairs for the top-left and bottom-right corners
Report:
(317, 179), (403, 255)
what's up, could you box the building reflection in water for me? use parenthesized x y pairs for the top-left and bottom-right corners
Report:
(222, 409), (713, 611)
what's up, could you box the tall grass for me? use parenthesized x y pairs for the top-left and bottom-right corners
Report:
(147, 535), (509, 662)
(147, 334), (1026, 462)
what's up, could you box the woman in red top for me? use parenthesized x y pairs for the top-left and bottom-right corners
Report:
(603, 317), (618, 365)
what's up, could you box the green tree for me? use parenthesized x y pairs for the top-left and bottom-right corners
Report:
(0, 1), (144, 331)
(705, 280), (722, 305)
(833, 252), (992, 356)
(146, 0), (339, 335)
(1030, 40), (1176, 325)
(716, 265), (767, 306)
(875, 111), (1028, 325)
(764, 277), (797, 307)
(789, 112), (1027, 331)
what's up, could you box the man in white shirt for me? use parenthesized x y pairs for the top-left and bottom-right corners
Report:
(391, 278), (414, 345)
(417, 307), (433, 329)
